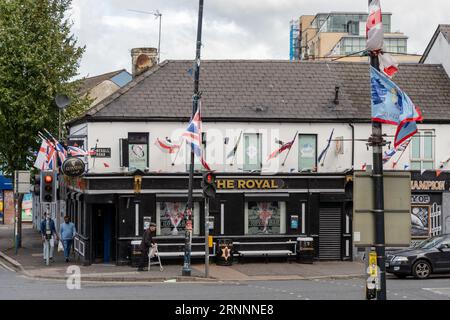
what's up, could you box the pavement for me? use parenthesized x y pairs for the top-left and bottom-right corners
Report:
(0, 224), (366, 283)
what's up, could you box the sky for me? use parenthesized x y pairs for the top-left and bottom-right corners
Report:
(71, 0), (450, 78)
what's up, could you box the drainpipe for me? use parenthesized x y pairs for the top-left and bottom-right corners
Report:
(348, 123), (355, 169)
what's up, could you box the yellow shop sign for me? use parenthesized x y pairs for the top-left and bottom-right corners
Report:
(216, 179), (284, 190)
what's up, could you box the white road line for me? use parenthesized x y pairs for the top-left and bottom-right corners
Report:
(0, 261), (15, 272)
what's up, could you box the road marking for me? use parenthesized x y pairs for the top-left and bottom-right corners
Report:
(423, 288), (450, 298)
(0, 261), (15, 272)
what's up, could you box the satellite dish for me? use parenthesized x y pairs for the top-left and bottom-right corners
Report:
(55, 94), (71, 109)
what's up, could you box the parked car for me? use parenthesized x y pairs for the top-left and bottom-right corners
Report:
(386, 234), (450, 279)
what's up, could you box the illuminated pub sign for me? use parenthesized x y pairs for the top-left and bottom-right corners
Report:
(216, 178), (285, 190)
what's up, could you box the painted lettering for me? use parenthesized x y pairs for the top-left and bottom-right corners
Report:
(237, 180), (246, 189)
(246, 180), (255, 189)
(227, 180), (234, 189)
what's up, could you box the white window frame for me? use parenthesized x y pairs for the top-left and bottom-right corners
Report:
(243, 133), (262, 172)
(410, 130), (435, 171)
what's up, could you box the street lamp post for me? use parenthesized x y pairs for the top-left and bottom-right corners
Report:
(128, 9), (162, 63)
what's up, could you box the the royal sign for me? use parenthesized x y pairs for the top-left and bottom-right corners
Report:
(216, 178), (284, 190)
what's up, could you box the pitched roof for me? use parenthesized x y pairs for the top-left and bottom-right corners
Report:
(76, 69), (128, 96)
(73, 60), (450, 124)
(420, 24), (450, 63)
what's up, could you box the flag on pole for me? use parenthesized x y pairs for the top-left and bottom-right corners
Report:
(394, 121), (418, 148)
(227, 131), (243, 159)
(34, 140), (51, 170)
(182, 102), (211, 171)
(317, 129), (334, 165)
(366, 0), (383, 51)
(379, 53), (399, 77)
(268, 136), (296, 161)
(370, 66), (422, 126)
(156, 138), (181, 154)
(53, 139), (67, 164)
(68, 146), (96, 157)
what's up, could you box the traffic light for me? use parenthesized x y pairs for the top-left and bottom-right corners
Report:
(33, 174), (41, 197)
(40, 171), (56, 203)
(202, 172), (216, 199)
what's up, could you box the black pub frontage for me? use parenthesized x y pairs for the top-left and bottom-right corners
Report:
(65, 172), (353, 265)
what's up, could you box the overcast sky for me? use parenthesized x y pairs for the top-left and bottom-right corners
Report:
(71, 0), (450, 78)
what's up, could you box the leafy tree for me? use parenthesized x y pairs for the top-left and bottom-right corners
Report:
(0, 0), (89, 175)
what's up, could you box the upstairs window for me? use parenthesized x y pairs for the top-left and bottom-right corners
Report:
(243, 133), (262, 171)
(411, 130), (434, 171)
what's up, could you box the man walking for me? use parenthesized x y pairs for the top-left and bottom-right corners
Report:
(60, 215), (76, 262)
(138, 222), (156, 271)
(40, 212), (58, 264)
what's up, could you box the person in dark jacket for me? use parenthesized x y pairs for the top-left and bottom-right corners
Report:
(40, 212), (59, 263)
(138, 222), (156, 271)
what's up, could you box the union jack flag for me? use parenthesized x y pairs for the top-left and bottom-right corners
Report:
(68, 146), (96, 157)
(182, 102), (211, 171)
(53, 139), (67, 164)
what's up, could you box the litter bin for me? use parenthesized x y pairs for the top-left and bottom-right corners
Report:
(216, 239), (233, 266)
(296, 237), (314, 264)
(130, 240), (142, 267)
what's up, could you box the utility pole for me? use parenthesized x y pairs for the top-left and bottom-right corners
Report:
(204, 198), (209, 278)
(368, 0), (387, 301)
(182, 0), (204, 277)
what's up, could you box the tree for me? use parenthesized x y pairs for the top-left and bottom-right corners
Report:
(0, 0), (88, 175)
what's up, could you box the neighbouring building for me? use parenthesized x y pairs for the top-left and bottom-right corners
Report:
(290, 12), (421, 63)
(420, 24), (450, 76)
(62, 55), (450, 266)
(77, 69), (132, 107)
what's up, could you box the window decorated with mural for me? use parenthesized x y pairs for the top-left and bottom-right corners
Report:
(156, 201), (200, 236)
(245, 201), (286, 235)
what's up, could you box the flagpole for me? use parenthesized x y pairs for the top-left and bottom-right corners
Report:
(368, 0), (387, 301)
(281, 131), (298, 167)
(172, 139), (185, 166)
(230, 130), (243, 166)
(391, 140), (411, 169)
(183, 0), (204, 277)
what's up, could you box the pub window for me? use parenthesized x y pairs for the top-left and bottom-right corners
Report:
(156, 201), (200, 236)
(244, 201), (286, 235)
(298, 134), (317, 171)
(185, 133), (207, 172)
(128, 132), (149, 171)
(411, 130), (434, 171)
(243, 133), (262, 171)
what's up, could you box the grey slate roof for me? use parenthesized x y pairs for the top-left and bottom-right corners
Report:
(420, 24), (450, 63)
(77, 60), (450, 123)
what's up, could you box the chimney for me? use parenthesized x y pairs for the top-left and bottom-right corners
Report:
(131, 47), (158, 77)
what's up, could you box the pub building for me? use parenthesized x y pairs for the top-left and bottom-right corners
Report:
(62, 51), (450, 265)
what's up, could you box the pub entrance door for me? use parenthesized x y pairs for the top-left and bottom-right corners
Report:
(92, 204), (116, 263)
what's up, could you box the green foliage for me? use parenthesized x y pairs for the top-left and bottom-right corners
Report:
(0, 0), (87, 174)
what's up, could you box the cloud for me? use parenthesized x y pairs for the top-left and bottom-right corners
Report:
(70, 0), (450, 77)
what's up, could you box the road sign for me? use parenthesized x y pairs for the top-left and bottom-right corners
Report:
(14, 171), (31, 194)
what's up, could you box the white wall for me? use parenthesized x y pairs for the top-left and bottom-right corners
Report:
(424, 32), (450, 77)
(70, 121), (450, 174)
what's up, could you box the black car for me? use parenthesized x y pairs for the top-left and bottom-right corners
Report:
(386, 234), (450, 279)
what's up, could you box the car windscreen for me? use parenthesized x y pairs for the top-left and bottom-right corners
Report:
(416, 236), (446, 249)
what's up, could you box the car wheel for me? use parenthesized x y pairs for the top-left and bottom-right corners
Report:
(394, 273), (407, 279)
(412, 260), (432, 279)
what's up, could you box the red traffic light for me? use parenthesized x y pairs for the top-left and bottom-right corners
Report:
(44, 175), (53, 183)
(206, 173), (213, 183)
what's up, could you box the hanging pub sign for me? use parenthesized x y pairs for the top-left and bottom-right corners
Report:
(62, 158), (86, 177)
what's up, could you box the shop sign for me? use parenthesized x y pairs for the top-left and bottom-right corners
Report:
(62, 158), (86, 177)
(216, 178), (284, 190)
(411, 180), (446, 191)
(92, 148), (111, 158)
(411, 195), (431, 204)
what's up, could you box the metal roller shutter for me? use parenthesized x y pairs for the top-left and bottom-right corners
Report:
(319, 208), (342, 260)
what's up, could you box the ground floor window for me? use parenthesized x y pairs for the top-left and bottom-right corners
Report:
(244, 201), (286, 235)
(156, 201), (200, 236)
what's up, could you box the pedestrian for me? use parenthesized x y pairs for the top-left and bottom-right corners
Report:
(137, 222), (156, 271)
(59, 215), (77, 263)
(40, 212), (58, 264)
